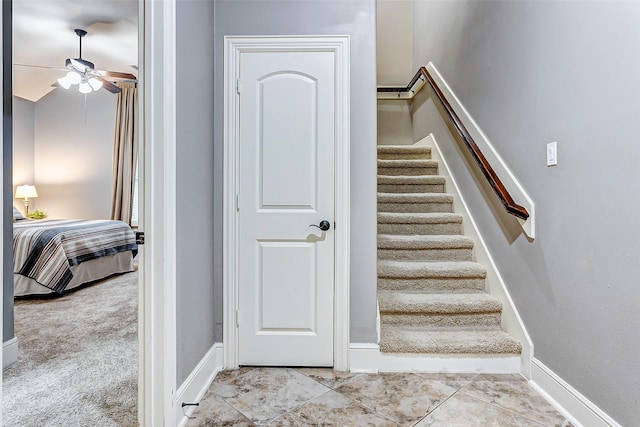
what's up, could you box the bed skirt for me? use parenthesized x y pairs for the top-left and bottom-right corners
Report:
(14, 251), (135, 297)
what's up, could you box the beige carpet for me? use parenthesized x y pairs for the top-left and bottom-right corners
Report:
(377, 145), (521, 355)
(3, 272), (138, 426)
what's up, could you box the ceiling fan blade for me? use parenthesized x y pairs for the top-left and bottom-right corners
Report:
(100, 70), (137, 80)
(14, 64), (65, 71)
(96, 76), (121, 94)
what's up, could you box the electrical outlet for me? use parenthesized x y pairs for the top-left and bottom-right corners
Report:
(547, 141), (557, 166)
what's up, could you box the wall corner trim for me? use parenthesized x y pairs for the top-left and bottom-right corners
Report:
(175, 343), (224, 427)
(2, 337), (18, 369)
(530, 358), (621, 427)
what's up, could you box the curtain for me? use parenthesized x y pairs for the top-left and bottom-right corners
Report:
(110, 82), (138, 224)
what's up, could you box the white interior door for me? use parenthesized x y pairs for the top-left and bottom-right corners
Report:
(237, 50), (336, 366)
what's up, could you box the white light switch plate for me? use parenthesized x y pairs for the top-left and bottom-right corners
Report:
(547, 141), (557, 166)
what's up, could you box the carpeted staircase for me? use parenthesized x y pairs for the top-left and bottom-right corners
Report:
(377, 145), (522, 356)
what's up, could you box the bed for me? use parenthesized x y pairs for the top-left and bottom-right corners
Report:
(13, 214), (138, 297)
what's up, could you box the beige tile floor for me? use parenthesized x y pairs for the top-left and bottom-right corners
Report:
(185, 368), (574, 426)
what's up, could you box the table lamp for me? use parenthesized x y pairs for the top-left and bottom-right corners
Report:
(15, 185), (38, 217)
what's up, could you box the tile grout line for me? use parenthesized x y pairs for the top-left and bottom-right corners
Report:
(252, 368), (341, 425)
(333, 391), (401, 426)
(409, 381), (471, 426)
(257, 387), (337, 426)
(210, 368), (331, 425)
(294, 370), (401, 425)
(457, 390), (550, 427)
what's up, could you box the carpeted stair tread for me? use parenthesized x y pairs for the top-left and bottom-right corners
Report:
(377, 175), (446, 185)
(378, 234), (474, 250)
(378, 291), (502, 314)
(377, 145), (432, 160)
(377, 145), (432, 154)
(378, 260), (487, 279)
(377, 159), (437, 168)
(378, 177), (446, 193)
(378, 193), (454, 214)
(377, 212), (464, 235)
(380, 326), (522, 354)
(377, 193), (453, 204)
(378, 159), (439, 176)
(378, 212), (463, 224)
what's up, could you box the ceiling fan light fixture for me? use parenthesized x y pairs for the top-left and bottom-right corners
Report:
(78, 81), (92, 94)
(67, 71), (82, 85)
(88, 77), (103, 91)
(57, 75), (73, 89)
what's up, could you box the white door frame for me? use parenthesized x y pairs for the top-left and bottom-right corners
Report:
(1, 4), (5, 425)
(0, 1), (178, 426)
(141, 0), (178, 425)
(223, 36), (351, 371)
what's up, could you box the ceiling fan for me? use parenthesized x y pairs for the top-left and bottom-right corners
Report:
(56, 28), (137, 95)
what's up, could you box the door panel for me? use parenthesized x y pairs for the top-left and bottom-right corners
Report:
(238, 51), (335, 366)
(259, 72), (317, 209)
(258, 241), (316, 332)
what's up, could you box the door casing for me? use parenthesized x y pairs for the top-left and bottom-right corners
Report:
(223, 35), (351, 371)
(0, 1), (178, 425)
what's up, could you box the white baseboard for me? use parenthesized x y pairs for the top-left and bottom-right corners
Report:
(3, 337), (18, 369)
(530, 358), (621, 427)
(349, 343), (380, 373)
(350, 343), (520, 374)
(176, 343), (224, 427)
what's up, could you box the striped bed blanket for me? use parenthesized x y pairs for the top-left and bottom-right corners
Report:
(13, 219), (138, 294)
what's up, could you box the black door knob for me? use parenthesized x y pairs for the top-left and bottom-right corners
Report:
(309, 220), (331, 231)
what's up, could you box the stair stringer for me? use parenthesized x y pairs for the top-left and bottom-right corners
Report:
(416, 133), (533, 378)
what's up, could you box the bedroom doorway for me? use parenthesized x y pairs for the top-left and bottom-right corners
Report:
(3, 1), (180, 425)
(5, 1), (146, 425)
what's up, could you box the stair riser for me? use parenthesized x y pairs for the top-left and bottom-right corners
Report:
(380, 313), (502, 328)
(378, 248), (473, 262)
(378, 202), (453, 213)
(378, 184), (445, 193)
(378, 167), (438, 176)
(378, 223), (462, 235)
(378, 152), (431, 160)
(378, 278), (485, 292)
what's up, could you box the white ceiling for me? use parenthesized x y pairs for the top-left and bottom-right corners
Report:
(13, 0), (138, 102)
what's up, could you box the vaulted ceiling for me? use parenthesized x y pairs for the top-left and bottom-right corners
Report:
(13, 0), (138, 102)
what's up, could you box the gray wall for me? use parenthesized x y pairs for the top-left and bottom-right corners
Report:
(213, 0), (378, 343)
(176, 0), (216, 386)
(412, 1), (640, 424)
(12, 97), (34, 187)
(32, 88), (115, 219)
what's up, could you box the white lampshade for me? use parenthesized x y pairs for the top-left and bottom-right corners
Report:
(88, 77), (103, 91)
(15, 185), (38, 199)
(79, 81), (92, 94)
